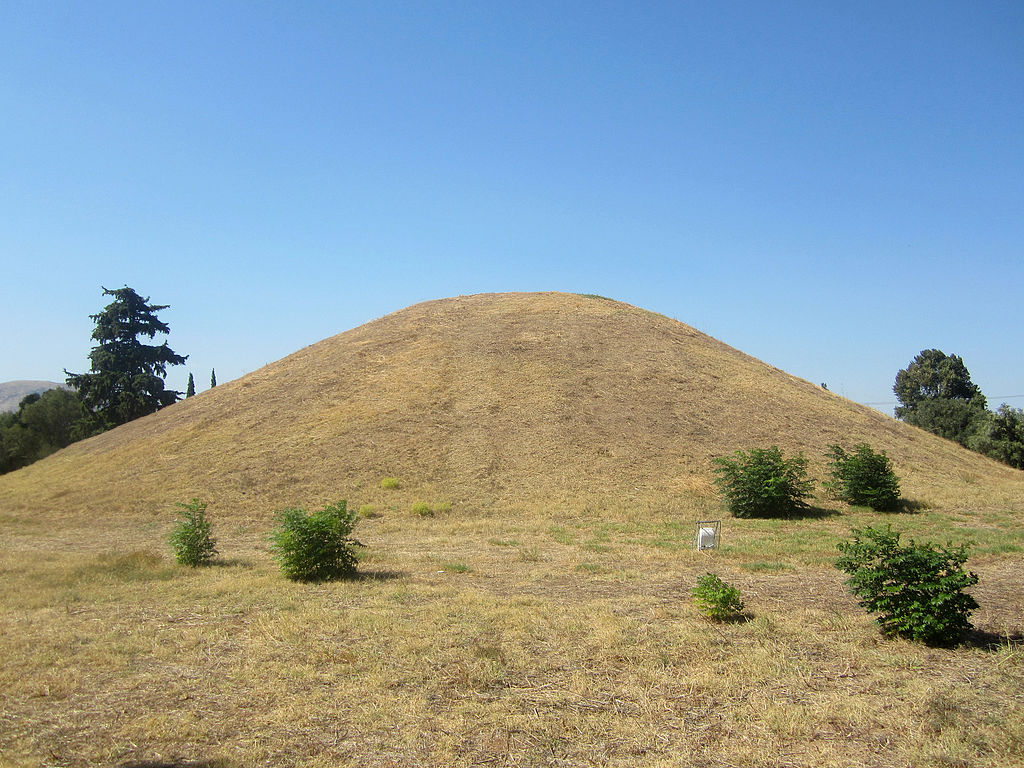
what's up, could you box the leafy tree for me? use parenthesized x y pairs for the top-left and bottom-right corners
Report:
(0, 389), (89, 474)
(0, 412), (37, 474)
(894, 349), (985, 419)
(18, 388), (88, 451)
(902, 397), (989, 448)
(970, 404), (1024, 470)
(836, 525), (978, 646)
(713, 446), (813, 518)
(186, 373), (196, 398)
(893, 350), (989, 447)
(825, 443), (901, 511)
(65, 287), (187, 430)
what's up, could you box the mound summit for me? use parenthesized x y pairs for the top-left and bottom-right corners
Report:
(1, 292), (1018, 520)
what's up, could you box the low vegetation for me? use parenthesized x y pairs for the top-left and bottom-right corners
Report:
(411, 501), (433, 517)
(835, 525), (980, 646)
(713, 446), (813, 518)
(691, 572), (745, 621)
(268, 500), (360, 582)
(168, 498), (218, 566)
(825, 443), (901, 511)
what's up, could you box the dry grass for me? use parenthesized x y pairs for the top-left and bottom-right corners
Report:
(1, 292), (1021, 523)
(1, 505), (1023, 768)
(1, 292), (1023, 766)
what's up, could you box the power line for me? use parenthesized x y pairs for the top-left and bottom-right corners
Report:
(860, 394), (1024, 406)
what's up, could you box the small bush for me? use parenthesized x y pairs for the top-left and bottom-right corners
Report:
(692, 573), (745, 621)
(835, 525), (979, 646)
(380, 477), (400, 490)
(169, 498), (217, 566)
(411, 501), (433, 517)
(358, 504), (380, 519)
(713, 446), (813, 518)
(825, 443), (901, 511)
(269, 500), (359, 582)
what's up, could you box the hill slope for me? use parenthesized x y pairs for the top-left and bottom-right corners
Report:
(1, 292), (1019, 521)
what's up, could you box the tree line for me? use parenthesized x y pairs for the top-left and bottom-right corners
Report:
(1, 286), (211, 474)
(893, 349), (1024, 469)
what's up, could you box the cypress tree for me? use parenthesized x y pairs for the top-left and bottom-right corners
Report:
(186, 373), (195, 398)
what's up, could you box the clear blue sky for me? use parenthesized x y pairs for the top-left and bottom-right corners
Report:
(2, 1), (1022, 411)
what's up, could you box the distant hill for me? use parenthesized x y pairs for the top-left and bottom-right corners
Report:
(0, 292), (1019, 521)
(0, 380), (67, 413)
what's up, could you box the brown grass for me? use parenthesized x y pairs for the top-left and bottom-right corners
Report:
(1, 291), (1020, 526)
(1, 292), (1022, 767)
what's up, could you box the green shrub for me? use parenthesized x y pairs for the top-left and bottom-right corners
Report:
(269, 500), (359, 582)
(380, 477), (400, 490)
(712, 446), (813, 518)
(358, 504), (380, 518)
(825, 443), (901, 511)
(692, 573), (745, 621)
(411, 501), (433, 517)
(835, 525), (979, 646)
(169, 498), (217, 566)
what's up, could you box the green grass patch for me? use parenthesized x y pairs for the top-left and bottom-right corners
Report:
(411, 501), (433, 517)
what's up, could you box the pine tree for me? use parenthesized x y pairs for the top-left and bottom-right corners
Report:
(210, 368), (217, 388)
(186, 373), (195, 398)
(65, 287), (187, 430)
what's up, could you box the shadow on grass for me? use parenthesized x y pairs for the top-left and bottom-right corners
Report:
(710, 613), (753, 625)
(964, 628), (1024, 651)
(897, 498), (930, 514)
(783, 505), (842, 520)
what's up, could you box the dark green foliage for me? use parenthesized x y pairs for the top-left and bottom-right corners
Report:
(169, 498), (218, 566)
(825, 443), (901, 511)
(713, 446), (813, 518)
(903, 397), (989, 448)
(0, 388), (88, 474)
(210, 369), (217, 388)
(891, 349), (1024, 470)
(692, 573), (745, 621)
(893, 349), (985, 420)
(65, 287), (188, 430)
(969, 404), (1024, 470)
(835, 525), (979, 646)
(269, 501), (359, 582)
(20, 388), (88, 448)
(186, 373), (196, 398)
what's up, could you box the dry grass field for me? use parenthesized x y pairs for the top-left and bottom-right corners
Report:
(1, 292), (1022, 767)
